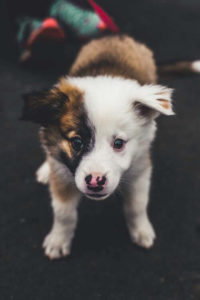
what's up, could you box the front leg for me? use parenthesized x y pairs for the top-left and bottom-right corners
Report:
(36, 160), (50, 185)
(123, 163), (156, 249)
(43, 162), (81, 259)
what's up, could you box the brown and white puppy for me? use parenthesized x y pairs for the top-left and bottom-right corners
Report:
(22, 35), (176, 259)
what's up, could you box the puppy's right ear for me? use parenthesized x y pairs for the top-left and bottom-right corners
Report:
(20, 89), (68, 125)
(133, 84), (174, 120)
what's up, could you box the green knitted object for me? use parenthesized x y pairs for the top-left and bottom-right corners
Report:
(50, 0), (101, 37)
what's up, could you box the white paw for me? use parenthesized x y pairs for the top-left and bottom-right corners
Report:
(36, 161), (50, 185)
(130, 221), (156, 249)
(42, 231), (70, 259)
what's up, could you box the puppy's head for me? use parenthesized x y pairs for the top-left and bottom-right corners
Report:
(22, 76), (174, 200)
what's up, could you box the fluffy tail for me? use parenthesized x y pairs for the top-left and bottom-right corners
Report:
(158, 60), (200, 74)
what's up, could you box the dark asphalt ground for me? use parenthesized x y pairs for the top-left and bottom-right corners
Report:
(1, 0), (200, 299)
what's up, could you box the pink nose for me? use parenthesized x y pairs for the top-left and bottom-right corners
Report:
(90, 176), (98, 187)
(85, 173), (107, 189)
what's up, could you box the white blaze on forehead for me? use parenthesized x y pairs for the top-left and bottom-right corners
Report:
(67, 76), (140, 137)
(70, 75), (173, 113)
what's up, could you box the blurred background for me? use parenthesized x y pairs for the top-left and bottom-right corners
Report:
(1, 1), (200, 299)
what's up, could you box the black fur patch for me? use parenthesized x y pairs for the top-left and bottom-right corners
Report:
(40, 109), (95, 175)
(21, 89), (68, 125)
(59, 112), (95, 174)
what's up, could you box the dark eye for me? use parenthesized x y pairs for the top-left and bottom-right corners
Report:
(71, 137), (84, 152)
(113, 138), (125, 151)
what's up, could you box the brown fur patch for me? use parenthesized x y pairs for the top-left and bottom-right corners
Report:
(49, 161), (78, 202)
(56, 79), (85, 133)
(21, 89), (68, 124)
(38, 80), (84, 160)
(158, 99), (170, 110)
(155, 91), (168, 96)
(67, 130), (77, 139)
(57, 78), (84, 101)
(60, 140), (73, 159)
(158, 61), (192, 74)
(70, 35), (157, 84)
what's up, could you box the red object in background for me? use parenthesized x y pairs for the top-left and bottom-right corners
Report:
(27, 18), (66, 49)
(87, 0), (119, 33)
(97, 19), (107, 30)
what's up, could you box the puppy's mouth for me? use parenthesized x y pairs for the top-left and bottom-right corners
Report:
(86, 193), (109, 200)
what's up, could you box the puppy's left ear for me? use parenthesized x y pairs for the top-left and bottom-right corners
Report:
(20, 89), (68, 125)
(133, 84), (174, 119)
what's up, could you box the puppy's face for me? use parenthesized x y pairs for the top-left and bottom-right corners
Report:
(22, 76), (174, 200)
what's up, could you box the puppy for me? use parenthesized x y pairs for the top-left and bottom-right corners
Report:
(22, 35), (175, 259)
